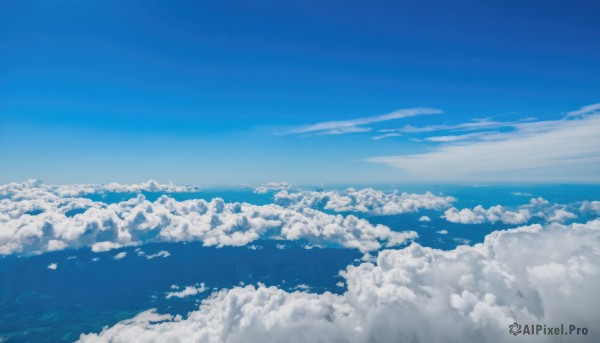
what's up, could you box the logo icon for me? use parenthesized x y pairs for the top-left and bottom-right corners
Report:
(509, 322), (522, 336)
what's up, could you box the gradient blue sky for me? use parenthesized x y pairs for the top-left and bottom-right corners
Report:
(1, 0), (599, 184)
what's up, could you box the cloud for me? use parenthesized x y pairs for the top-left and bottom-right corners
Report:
(113, 252), (127, 260)
(78, 219), (600, 343)
(379, 116), (537, 135)
(436, 229), (448, 234)
(566, 102), (600, 118)
(418, 215), (431, 222)
(253, 182), (293, 194)
(165, 283), (206, 299)
(368, 112), (600, 182)
(47, 263), (58, 270)
(580, 201), (600, 215)
(371, 132), (402, 140)
(443, 205), (532, 225)
(275, 188), (455, 215)
(0, 179), (198, 201)
(288, 108), (442, 135)
(145, 250), (171, 260)
(0, 182), (417, 255)
(510, 192), (532, 197)
(546, 209), (577, 223)
(443, 197), (583, 225)
(136, 249), (171, 259)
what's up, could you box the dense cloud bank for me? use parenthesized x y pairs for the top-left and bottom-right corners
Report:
(275, 188), (456, 215)
(79, 219), (600, 342)
(444, 197), (583, 225)
(0, 180), (198, 198)
(0, 181), (416, 255)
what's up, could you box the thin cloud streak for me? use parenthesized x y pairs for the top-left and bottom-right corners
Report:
(288, 107), (442, 135)
(367, 112), (600, 182)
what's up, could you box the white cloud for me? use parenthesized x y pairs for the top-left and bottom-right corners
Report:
(580, 201), (600, 215)
(145, 250), (171, 260)
(113, 252), (127, 260)
(165, 283), (206, 299)
(47, 262), (58, 270)
(25, 180), (197, 197)
(510, 192), (532, 197)
(368, 111), (600, 182)
(566, 102), (600, 118)
(0, 182), (417, 255)
(371, 132), (402, 140)
(442, 197), (583, 226)
(288, 108), (442, 135)
(253, 182), (292, 194)
(78, 219), (600, 343)
(436, 229), (448, 234)
(418, 216), (431, 222)
(546, 209), (577, 223)
(275, 188), (455, 216)
(443, 205), (532, 225)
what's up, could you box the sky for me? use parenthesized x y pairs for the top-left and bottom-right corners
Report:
(1, 0), (599, 185)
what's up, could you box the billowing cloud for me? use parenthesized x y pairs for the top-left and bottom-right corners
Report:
(580, 201), (600, 215)
(443, 205), (532, 225)
(78, 219), (600, 343)
(288, 108), (442, 135)
(443, 197), (583, 225)
(368, 111), (600, 182)
(275, 188), (455, 215)
(1, 180), (199, 198)
(0, 182), (416, 255)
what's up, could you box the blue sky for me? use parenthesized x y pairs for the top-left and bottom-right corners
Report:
(1, 0), (599, 184)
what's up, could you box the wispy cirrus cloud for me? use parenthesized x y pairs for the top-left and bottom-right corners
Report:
(566, 102), (600, 118)
(287, 107), (442, 135)
(367, 104), (600, 182)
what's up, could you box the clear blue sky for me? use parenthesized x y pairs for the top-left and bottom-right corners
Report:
(1, 0), (599, 184)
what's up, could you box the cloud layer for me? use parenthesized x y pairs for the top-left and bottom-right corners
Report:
(0, 181), (416, 255)
(275, 188), (455, 215)
(79, 219), (600, 342)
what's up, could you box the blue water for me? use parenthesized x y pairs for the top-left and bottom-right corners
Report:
(1, 185), (599, 342)
(0, 241), (360, 342)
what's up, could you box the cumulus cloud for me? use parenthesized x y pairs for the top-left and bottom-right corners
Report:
(275, 188), (455, 215)
(0, 182), (416, 255)
(47, 263), (58, 270)
(113, 252), (127, 260)
(443, 205), (532, 225)
(253, 182), (293, 194)
(287, 107), (442, 135)
(78, 219), (600, 343)
(418, 215), (431, 222)
(0, 180), (199, 198)
(166, 284), (207, 299)
(580, 201), (600, 215)
(443, 197), (586, 225)
(368, 111), (600, 182)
